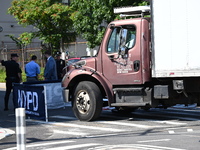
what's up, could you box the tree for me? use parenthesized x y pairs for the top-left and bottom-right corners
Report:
(8, 0), (76, 53)
(5, 34), (26, 69)
(71, 0), (149, 49)
(5, 35), (24, 50)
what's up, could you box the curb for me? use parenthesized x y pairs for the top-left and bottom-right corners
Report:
(0, 83), (6, 89)
(0, 128), (15, 140)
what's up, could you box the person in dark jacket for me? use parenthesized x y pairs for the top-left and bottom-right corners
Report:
(1, 53), (22, 111)
(44, 50), (58, 80)
(55, 51), (65, 80)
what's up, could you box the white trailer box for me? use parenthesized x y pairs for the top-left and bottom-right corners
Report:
(151, 0), (200, 77)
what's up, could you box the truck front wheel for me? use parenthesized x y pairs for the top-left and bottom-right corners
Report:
(72, 81), (103, 121)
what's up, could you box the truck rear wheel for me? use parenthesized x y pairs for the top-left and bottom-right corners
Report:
(72, 81), (103, 121)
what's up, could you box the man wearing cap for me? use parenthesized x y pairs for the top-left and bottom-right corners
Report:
(25, 55), (40, 82)
(1, 53), (22, 111)
(55, 51), (65, 80)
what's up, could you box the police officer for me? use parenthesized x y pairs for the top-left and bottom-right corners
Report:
(1, 53), (22, 111)
(55, 51), (65, 80)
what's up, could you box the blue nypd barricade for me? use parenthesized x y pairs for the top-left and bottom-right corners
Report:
(13, 84), (47, 121)
(13, 80), (65, 122)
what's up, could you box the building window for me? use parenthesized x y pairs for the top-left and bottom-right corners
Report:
(62, 0), (70, 5)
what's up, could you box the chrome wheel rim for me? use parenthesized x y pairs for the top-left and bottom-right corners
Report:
(76, 91), (90, 114)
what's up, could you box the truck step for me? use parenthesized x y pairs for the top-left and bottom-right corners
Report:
(113, 87), (143, 93)
(111, 102), (147, 107)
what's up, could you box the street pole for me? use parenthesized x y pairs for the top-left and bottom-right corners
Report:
(16, 108), (26, 150)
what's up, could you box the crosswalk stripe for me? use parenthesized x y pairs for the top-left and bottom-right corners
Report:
(168, 130), (175, 134)
(88, 144), (186, 150)
(45, 143), (102, 150)
(53, 129), (88, 136)
(130, 117), (187, 125)
(51, 114), (187, 127)
(97, 121), (161, 129)
(152, 120), (187, 125)
(51, 122), (125, 132)
(28, 120), (125, 132)
(137, 139), (171, 143)
(187, 129), (193, 132)
(3, 140), (75, 150)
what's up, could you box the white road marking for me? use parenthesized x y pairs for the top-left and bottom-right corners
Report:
(153, 120), (187, 125)
(168, 130), (175, 134)
(187, 129), (193, 132)
(51, 114), (187, 128)
(165, 128), (194, 134)
(27, 120), (125, 132)
(89, 144), (186, 150)
(129, 118), (187, 126)
(97, 121), (161, 129)
(85, 132), (126, 138)
(2, 140), (75, 150)
(137, 139), (171, 143)
(52, 122), (124, 132)
(46, 143), (102, 150)
(0, 128), (15, 140)
(134, 144), (186, 150)
(53, 129), (88, 136)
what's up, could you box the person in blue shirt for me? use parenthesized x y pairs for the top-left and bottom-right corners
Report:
(25, 55), (40, 82)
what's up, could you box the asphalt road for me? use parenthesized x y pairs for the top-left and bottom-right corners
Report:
(0, 84), (200, 150)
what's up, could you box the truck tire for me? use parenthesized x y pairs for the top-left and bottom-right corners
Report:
(72, 81), (103, 121)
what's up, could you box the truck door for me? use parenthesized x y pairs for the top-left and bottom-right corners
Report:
(101, 19), (150, 85)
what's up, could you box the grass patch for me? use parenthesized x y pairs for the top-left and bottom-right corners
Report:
(0, 68), (6, 82)
(0, 67), (45, 82)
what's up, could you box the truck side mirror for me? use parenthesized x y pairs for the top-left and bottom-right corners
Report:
(118, 29), (128, 57)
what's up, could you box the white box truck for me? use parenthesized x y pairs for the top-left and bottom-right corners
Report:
(151, 0), (200, 77)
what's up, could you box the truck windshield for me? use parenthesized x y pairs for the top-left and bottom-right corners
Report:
(107, 25), (136, 54)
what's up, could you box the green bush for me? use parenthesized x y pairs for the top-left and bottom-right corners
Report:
(0, 68), (6, 82)
(0, 67), (45, 82)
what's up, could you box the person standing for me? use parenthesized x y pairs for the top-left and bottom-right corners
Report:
(44, 50), (58, 80)
(55, 51), (65, 80)
(25, 55), (40, 82)
(1, 53), (22, 111)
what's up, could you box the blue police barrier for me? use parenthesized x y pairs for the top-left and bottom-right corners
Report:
(13, 84), (47, 121)
(13, 80), (65, 122)
(23, 80), (65, 109)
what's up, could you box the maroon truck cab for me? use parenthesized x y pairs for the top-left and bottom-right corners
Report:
(62, 17), (152, 121)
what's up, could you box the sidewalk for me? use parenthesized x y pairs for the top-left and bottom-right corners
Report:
(0, 82), (6, 89)
(0, 128), (15, 140)
(0, 83), (15, 140)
